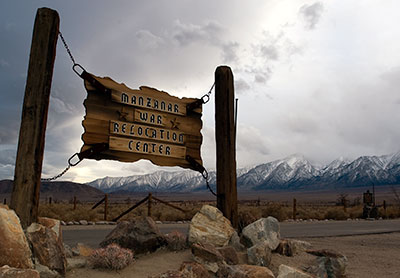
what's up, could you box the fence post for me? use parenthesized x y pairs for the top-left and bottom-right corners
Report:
(104, 194), (108, 221)
(383, 200), (387, 218)
(3, 198), (6, 205)
(49, 197), (52, 205)
(293, 198), (297, 220)
(148, 193), (152, 217)
(10, 8), (59, 228)
(73, 196), (77, 210)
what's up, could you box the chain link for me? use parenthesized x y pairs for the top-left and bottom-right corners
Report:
(59, 32), (76, 65)
(202, 169), (217, 196)
(201, 82), (215, 104)
(41, 165), (71, 182)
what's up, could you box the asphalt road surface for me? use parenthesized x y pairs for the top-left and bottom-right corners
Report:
(62, 219), (400, 248)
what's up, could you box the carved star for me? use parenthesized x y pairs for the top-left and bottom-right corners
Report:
(117, 108), (129, 121)
(170, 118), (180, 130)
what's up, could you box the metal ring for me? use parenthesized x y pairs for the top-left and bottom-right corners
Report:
(72, 64), (86, 77)
(202, 94), (210, 104)
(68, 153), (82, 167)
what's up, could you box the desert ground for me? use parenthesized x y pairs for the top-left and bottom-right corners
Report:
(66, 232), (400, 278)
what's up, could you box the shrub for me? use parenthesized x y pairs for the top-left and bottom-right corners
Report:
(261, 203), (290, 221)
(324, 208), (349, 220)
(88, 243), (134, 270)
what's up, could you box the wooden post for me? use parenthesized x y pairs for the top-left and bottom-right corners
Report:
(293, 198), (297, 220)
(49, 197), (52, 205)
(73, 196), (77, 210)
(3, 198), (6, 205)
(148, 193), (152, 217)
(104, 194), (108, 221)
(215, 66), (238, 229)
(383, 200), (387, 218)
(10, 8), (59, 228)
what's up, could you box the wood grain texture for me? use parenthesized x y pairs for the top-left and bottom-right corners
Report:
(215, 66), (238, 228)
(81, 74), (203, 169)
(10, 8), (59, 228)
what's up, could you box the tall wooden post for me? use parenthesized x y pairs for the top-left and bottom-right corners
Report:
(11, 8), (60, 228)
(148, 193), (152, 217)
(215, 66), (238, 228)
(73, 196), (77, 210)
(104, 194), (108, 221)
(293, 198), (297, 220)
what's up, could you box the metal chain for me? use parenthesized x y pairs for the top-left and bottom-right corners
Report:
(201, 82), (215, 104)
(201, 169), (217, 196)
(59, 31), (76, 65)
(41, 165), (71, 182)
(40, 153), (82, 182)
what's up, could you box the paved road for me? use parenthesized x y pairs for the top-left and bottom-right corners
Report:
(62, 219), (400, 248)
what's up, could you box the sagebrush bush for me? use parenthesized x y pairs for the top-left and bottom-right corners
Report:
(88, 243), (134, 270)
(324, 208), (349, 220)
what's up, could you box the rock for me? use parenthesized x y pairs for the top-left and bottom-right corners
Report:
(165, 230), (188, 251)
(229, 231), (246, 252)
(79, 220), (88, 225)
(277, 265), (314, 278)
(60, 221), (66, 226)
(0, 265), (40, 278)
(88, 221), (95, 225)
(149, 270), (186, 278)
(180, 261), (211, 278)
(73, 221), (80, 225)
(38, 217), (62, 239)
(67, 221), (74, 225)
(241, 217), (280, 250)
(63, 244), (73, 258)
(26, 222), (67, 274)
(191, 243), (224, 273)
(247, 242), (272, 267)
(275, 239), (312, 257)
(217, 264), (275, 278)
(189, 205), (235, 247)
(100, 217), (166, 254)
(66, 258), (87, 271)
(306, 249), (348, 278)
(217, 246), (239, 265)
(34, 264), (61, 278)
(0, 207), (34, 269)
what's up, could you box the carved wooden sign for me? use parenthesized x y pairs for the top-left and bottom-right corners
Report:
(81, 74), (203, 169)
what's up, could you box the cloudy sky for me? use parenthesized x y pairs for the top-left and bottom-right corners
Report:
(1, 0), (399, 183)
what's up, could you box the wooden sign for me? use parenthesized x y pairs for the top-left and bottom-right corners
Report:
(80, 74), (203, 169)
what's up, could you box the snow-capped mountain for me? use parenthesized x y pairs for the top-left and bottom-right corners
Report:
(87, 152), (400, 192)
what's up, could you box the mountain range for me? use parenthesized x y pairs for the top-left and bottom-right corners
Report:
(87, 152), (400, 193)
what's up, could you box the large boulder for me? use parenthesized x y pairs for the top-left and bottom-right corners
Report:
(0, 266), (40, 278)
(100, 217), (166, 254)
(189, 205), (235, 247)
(241, 217), (280, 250)
(275, 239), (312, 257)
(179, 261), (211, 278)
(26, 222), (67, 275)
(217, 246), (240, 265)
(277, 265), (314, 278)
(191, 243), (225, 273)
(306, 249), (348, 278)
(165, 231), (188, 251)
(0, 207), (34, 269)
(247, 242), (272, 267)
(217, 264), (275, 278)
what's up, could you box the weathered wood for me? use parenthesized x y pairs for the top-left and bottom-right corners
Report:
(81, 74), (203, 169)
(152, 196), (187, 213)
(215, 66), (238, 229)
(104, 194), (108, 221)
(91, 195), (106, 209)
(293, 198), (297, 220)
(10, 8), (59, 228)
(113, 195), (149, 222)
(73, 196), (77, 210)
(148, 193), (152, 217)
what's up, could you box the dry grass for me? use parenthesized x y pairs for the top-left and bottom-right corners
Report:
(38, 199), (400, 223)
